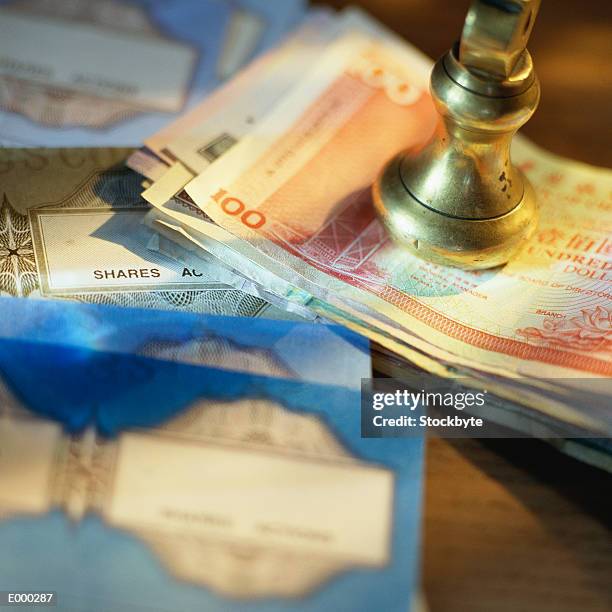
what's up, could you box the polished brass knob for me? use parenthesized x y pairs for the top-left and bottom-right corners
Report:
(373, 0), (541, 269)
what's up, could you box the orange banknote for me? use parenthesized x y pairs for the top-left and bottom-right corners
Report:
(184, 35), (612, 379)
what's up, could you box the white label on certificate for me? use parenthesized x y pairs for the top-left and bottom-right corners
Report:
(108, 432), (393, 566)
(0, 10), (196, 113)
(30, 208), (215, 294)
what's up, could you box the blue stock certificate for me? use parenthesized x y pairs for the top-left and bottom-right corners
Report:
(0, 298), (424, 612)
(0, 0), (305, 146)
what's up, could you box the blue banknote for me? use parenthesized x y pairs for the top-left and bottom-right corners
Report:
(0, 0), (305, 146)
(0, 297), (424, 612)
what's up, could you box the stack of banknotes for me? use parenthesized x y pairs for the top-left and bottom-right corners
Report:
(119, 7), (611, 467)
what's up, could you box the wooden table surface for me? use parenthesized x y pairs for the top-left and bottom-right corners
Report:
(317, 1), (612, 610)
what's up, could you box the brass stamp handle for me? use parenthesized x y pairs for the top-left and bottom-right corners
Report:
(373, 0), (541, 269)
(460, 0), (541, 80)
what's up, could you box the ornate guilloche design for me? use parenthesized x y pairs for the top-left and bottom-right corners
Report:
(0, 196), (38, 297)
